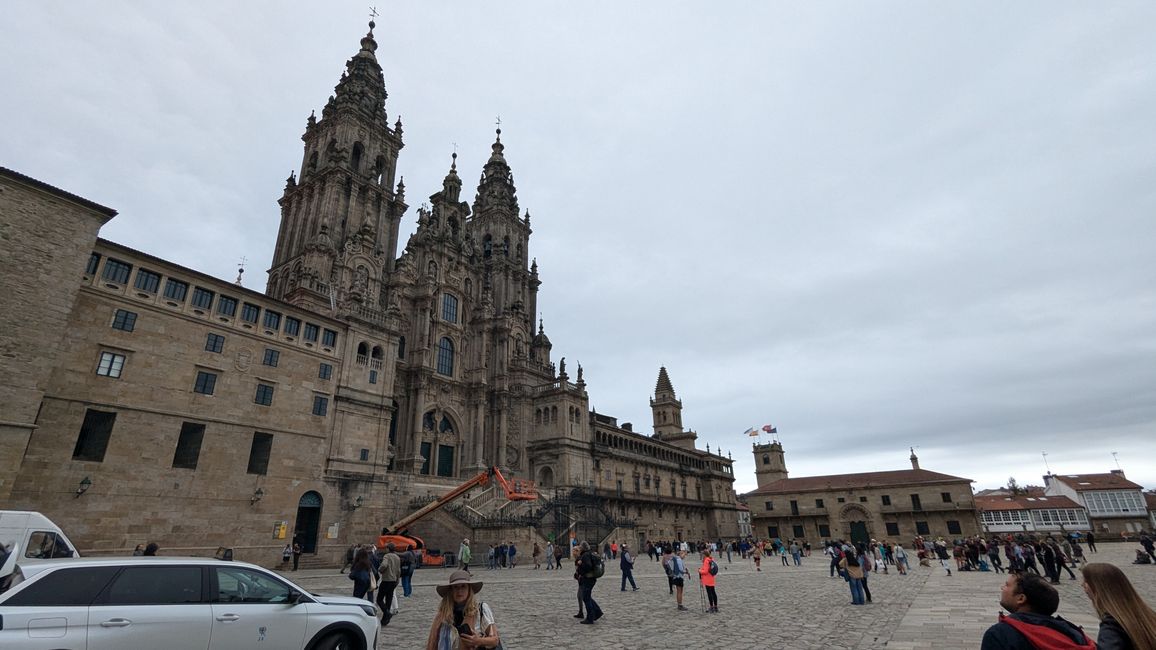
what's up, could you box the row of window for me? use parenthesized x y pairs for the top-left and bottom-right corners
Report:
(96, 348), (332, 386)
(762, 520), (964, 541)
(761, 492), (955, 512)
(192, 370), (329, 415)
(980, 509), (1090, 527)
(73, 410), (278, 476)
(90, 254), (338, 347)
(595, 430), (710, 469)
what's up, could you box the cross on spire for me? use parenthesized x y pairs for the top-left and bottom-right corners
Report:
(369, 6), (379, 20)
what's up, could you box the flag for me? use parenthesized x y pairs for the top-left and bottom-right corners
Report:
(762, 424), (777, 434)
(744, 427), (758, 437)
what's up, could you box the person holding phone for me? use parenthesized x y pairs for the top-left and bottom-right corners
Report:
(425, 570), (501, 650)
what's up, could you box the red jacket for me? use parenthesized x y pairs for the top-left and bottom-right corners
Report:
(698, 557), (716, 587)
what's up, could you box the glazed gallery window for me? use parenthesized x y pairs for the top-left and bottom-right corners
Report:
(303, 323), (319, 343)
(263, 310), (282, 331)
(322, 329), (338, 347)
(163, 278), (189, 302)
(191, 287), (214, 310)
(283, 317), (301, 337)
(436, 337), (454, 375)
(241, 303), (260, 323)
(73, 409), (117, 462)
(86, 253), (101, 276)
(101, 258), (132, 284)
(216, 295), (238, 318)
(96, 351), (125, 378)
(172, 422), (205, 470)
(133, 268), (161, 293)
(442, 293), (458, 323)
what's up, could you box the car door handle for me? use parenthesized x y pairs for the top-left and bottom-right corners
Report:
(215, 614), (240, 622)
(100, 618), (132, 628)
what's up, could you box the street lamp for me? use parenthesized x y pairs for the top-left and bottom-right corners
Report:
(74, 476), (92, 498)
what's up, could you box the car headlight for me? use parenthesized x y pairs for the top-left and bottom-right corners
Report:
(358, 604), (377, 617)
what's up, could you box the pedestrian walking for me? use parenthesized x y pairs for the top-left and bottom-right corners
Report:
(620, 543), (638, 591)
(576, 541), (604, 624)
(349, 546), (377, 601)
(1085, 531), (1097, 553)
(532, 542), (542, 569)
(458, 538), (472, 572)
(377, 543), (401, 627)
(399, 545), (417, 597)
(839, 547), (866, 606)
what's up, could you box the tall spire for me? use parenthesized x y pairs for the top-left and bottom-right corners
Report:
(655, 366), (675, 398)
(322, 20), (389, 123)
(473, 128), (519, 217)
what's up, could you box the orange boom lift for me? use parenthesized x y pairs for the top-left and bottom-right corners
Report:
(377, 467), (537, 565)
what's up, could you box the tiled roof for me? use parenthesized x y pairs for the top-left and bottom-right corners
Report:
(975, 495), (1082, 511)
(746, 468), (971, 496)
(1051, 473), (1143, 491)
(1145, 493), (1156, 510)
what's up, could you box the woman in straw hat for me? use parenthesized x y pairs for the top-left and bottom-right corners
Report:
(425, 570), (502, 650)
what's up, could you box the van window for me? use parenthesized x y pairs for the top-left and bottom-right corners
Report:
(25, 531), (74, 559)
(102, 566), (203, 604)
(3, 566), (119, 605)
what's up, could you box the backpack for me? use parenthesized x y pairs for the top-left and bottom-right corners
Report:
(663, 557), (673, 577)
(708, 559), (719, 576)
(585, 553), (605, 579)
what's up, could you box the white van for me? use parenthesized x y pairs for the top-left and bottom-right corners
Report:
(0, 511), (78, 586)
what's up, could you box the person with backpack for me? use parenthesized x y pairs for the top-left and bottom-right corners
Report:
(399, 545), (417, 597)
(980, 573), (1094, 649)
(662, 545), (676, 593)
(698, 549), (719, 613)
(575, 541), (604, 624)
(671, 549), (690, 611)
(619, 542), (638, 591)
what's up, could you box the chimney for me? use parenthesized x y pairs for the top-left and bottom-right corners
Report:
(1110, 469), (1125, 477)
(622, 422), (632, 432)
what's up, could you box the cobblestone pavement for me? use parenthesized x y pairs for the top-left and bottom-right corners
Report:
(279, 544), (1155, 649)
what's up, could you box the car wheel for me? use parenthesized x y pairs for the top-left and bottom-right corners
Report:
(313, 631), (355, 650)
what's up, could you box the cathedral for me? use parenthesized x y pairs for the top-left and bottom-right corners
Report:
(0, 22), (738, 563)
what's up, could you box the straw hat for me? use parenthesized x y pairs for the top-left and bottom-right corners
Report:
(436, 570), (483, 597)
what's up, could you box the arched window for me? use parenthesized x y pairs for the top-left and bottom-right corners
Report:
(423, 411), (436, 431)
(439, 416), (454, 434)
(397, 336), (406, 359)
(483, 235), (492, 258)
(442, 293), (458, 323)
(436, 337), (454, 376)
(502, 236), (510, 256)
(357, 342), (369, 364)
(351, 142), (364, 173)
(762, 454), (770, 465)
(371, 345), (383, 359)
(374, 155), (386, 184)
(551, 406), (558, 422)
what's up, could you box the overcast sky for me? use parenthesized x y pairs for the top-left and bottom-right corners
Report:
(5, 2), (1155, 495)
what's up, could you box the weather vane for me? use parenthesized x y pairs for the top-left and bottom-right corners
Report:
(369, 6), (379, 20)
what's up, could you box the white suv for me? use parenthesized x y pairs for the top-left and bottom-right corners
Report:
(0, 557), (378, 650)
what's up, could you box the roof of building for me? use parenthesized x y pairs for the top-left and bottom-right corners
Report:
(1, 166), (118, 218)
(1145, 492), (1156, 510)
(1051, 472), (1143, 491)
(736, 503), (749, 511)
(746, 468), (971, 496)
(975, 495), (1082, 511)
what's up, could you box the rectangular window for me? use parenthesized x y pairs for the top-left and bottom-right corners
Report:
(859, 496), (867, 503)
(818, 524), (831, 538)
(790, 500), (799, 516)
(815, 499), (824, 508)
(359, 448), (370, 461)
(193, 370), (217, 395)
(616, 480), (624, 498)
(73, 409), (117, 461)
(765, 501), (774, 511)
(369, 370), (378, 384)
(398, 336), (406, 359)
(767, 526), (779, 539)
(246, 432), (273, 475)
(442, 293), (459, 323)
(886, 522), (900, 536)
(163, 278), (189, 302)
(191, 287), (214, 310)
(86, 252), (101, 276)
(205, 333), (225, 353)
(915, 521), (930, 535)
(941, 492), (953, 503)
(910, 494), (922, 511)
(262, 349), (279, 367)
(96, 351), (125, 378)
(263, 310), (281, 331)
(303, 323), (319, 342)
(420, 441), (432, 475)
(284, 317), (301, 336)
(437, 444), (454, 477)
(946, 520), (962, 535)
(837, 497), (845, 503)
(216, 295), (237, 317)
(312, 395), (328, 416)
(319, 363), (333, 380)
(102, 258), (132, 284)
(111, 309), (137, 332)
(882, 495), (892, 506)
(241, 303), (260, 323)
(634, 476), (641, 494)
(134, 268), (161, 293)
(322, 329), (337, 347)
(254, 383), (274, 406)
(792, 525), (805, 539)
(171, 422), (205, 470)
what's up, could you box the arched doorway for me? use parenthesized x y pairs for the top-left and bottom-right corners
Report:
(839, 504), (872, 546)
(294, 491), (323, 553)
(537, 466), (554, 489)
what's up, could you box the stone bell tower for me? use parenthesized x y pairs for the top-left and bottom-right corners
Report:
(753, 440), (788, 488)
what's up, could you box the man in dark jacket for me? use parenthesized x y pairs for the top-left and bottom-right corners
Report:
(980, 573), (1094, 649)
(619, 543), (638, 591)
(575, 541), (603, 624)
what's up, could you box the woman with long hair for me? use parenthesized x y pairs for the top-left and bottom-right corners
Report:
(349, 546), (376, 601)
(426, 570), (501, 650)
(1081, 562), (1156, 650)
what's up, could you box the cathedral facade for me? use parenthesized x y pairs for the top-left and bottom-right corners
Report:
(0, 23), (737, 563)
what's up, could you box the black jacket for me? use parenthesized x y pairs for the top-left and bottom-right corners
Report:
(980, 612), (1092, 650)
(1096, 614), (1135, 650)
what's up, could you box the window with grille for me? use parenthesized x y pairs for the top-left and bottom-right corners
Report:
(303, 323), (319, 342)
(241, 303), (260, 323)
(263, 310), (281, 330)
(284, 317), (301, 336)
(322, 329), (337, 347)
(134, 269), (161, 293)
(102, 258), (132, 284)
(216, 296), (237, 317)
(163, 278), (189, 302)
(191, 287), (214, 309)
